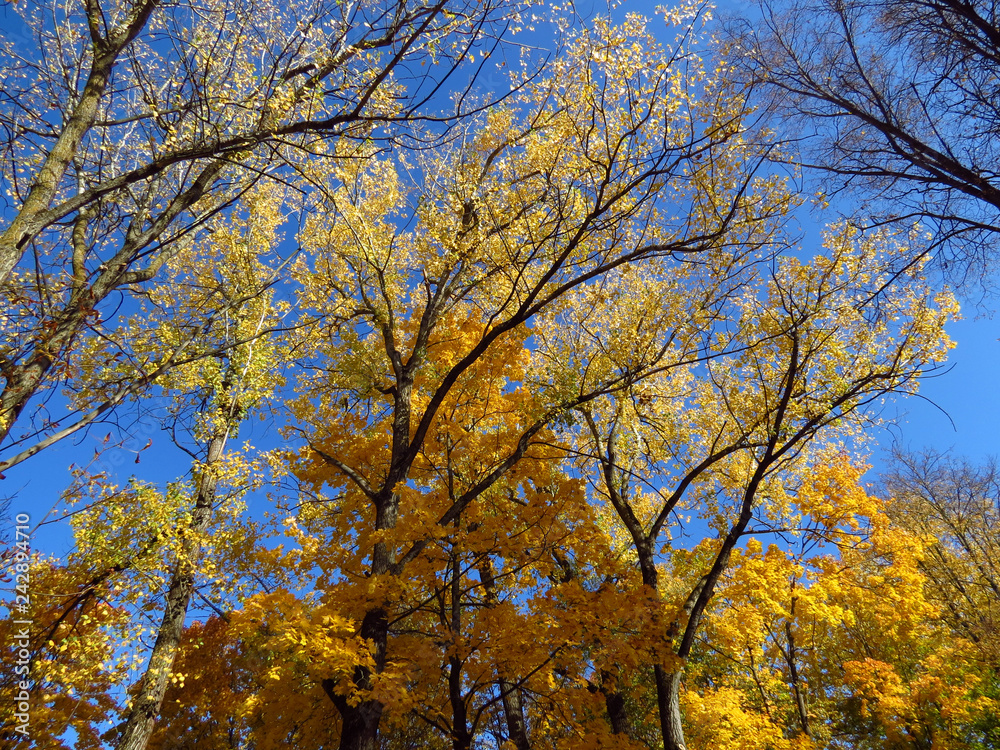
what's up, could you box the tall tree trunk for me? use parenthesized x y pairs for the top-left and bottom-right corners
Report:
(324, 369), (413, 749)
(656, 667), (687, 750)
(114, 426), (229, 750)
(636, 543), (690, 750)
(785, 596), (811, 738)
(325, 606), (389, 750)
(328, 491), (398, 750)
(479, 559), (531, 750)
(449, 655), (473, 750)
(588, 670), (630, 738)
(500, 677), (531, 750)
(447, 536), (472, 750)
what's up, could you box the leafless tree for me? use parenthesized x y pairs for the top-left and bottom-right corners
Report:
(727, 0), (1000, 284)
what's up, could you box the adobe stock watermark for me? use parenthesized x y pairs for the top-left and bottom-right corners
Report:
(8, 513), (31, 741)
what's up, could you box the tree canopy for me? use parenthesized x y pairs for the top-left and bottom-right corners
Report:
(1, 1), (995, 750)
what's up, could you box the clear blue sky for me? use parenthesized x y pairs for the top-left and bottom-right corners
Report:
(882, 315), (1000, 463)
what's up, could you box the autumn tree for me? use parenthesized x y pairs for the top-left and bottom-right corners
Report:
(147, 612), (344, 749)
(0, 561), (134, 749)
(685, 464), (997, 749)
(881, 450), (1000, 675)
(105, 188), (290, 750)
(726, 0), (1000, 279)
(0, 0), (523, 472)
(557, 222), (956, 750)
(0, 184), (293, 750)
(277, 8), (782, 749)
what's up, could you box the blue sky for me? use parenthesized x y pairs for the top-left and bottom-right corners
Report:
(883, 315), (1000, 463)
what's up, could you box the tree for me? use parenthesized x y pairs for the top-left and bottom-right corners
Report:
(559, 222), (956, 750)
(0, 561), (134, 749)
(684, 465), (997, 750)
(727, 0), (1000, 279)
(0, 184), (291, 750)
(106, 187), (289, 750)
(881, 449), (1000, 675)
(0, 0), (521, 469)
(276, 10), (781, 748)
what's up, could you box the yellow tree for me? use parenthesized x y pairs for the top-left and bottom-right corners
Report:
(554, 222), (956, 750)
(0, 184), (292, 750)
(0, 560), (134, 749)
(7, 6), (969, 750)
(692, 467), (998, 750)
(0, 0), (523, 471)
(144, 310), (625, 749)
(279, 8), (780, 749)
(881, 449), (1000, 671)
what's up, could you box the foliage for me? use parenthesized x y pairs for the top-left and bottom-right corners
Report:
(0, 4), (993, 750)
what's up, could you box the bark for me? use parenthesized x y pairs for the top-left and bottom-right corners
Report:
(321, 601), (390, 750)
(328, 437), (403, 748)
(500, 678), (531, 750)
(330, 599), (390, 750)
(656, 668), (687, 750)
(324, 676), (384, 750)
(604, 688), (629, 737)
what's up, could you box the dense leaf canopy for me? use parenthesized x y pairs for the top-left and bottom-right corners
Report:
(0, 1), (995, 750)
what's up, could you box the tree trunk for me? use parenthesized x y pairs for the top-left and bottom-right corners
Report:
(329, 605), (390, 750)
(449, 655), (473, 750)
(336, 705), (383, 750)
(329, 489), (397, 750)
(114, 427), (229, 750)
(588, 670), (630, 738)
(325, 681), (384, 750)
(634, 542), (691, 750)
(500, 677), (531, 750)
(785, 613), (811, 737)
(482, 558), (531, 750)
(656, 667), (687, 750)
